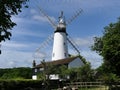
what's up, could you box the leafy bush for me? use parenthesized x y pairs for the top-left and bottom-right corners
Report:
(0, 67), (32, 79)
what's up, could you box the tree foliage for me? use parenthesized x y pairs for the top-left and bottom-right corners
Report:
(0, 0), (29, 42)
(0, 67), (32, 79)
(37, 63), (95, 82)
(77, 63), (95, 81)
(92, 18), (120, 76)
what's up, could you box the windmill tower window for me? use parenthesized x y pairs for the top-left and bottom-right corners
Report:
(53, 53), (55, 57)
(35, 69), (37, 72)
(64, 53), (66, 57)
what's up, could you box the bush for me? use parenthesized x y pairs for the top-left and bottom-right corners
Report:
(0, 79), (43, 90)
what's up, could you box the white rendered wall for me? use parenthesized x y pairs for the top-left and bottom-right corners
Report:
(49, 74), (59, 80)
(32, 75), (37, 80)
(52, 32), (68, 60)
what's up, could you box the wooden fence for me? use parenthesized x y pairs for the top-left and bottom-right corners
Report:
(65, 82), (108, 90)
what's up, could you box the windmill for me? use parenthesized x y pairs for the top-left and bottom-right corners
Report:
(34, 5), (83, 61)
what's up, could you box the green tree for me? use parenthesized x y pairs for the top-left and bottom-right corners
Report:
(58, 65), (70, 79)
(92, 18), (120, 76)
(0, 67), (32, 79)
(77, 63), (94, 81)
(0, 0), (29, 54)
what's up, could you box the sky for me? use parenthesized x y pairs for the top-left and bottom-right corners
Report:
(0, 0), (120, 68)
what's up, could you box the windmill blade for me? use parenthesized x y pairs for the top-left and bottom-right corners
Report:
(66, 8), (83, 25)
(37, 5), (57, 29)
(67, 36), (80, 55)
(34, 34), (53, 58)
(35, 34), (53, 52)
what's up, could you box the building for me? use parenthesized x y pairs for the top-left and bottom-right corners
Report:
(32, 56), (85, 80)
(32, 11), (85, 80)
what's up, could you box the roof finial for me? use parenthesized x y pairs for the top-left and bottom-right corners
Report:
(59, 11), (63, 19)
(58, 11), (66, 24)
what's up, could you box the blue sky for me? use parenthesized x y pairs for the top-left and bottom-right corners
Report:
(0, 0), (120, 68)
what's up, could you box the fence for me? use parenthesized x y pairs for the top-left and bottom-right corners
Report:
(66, 82), (108, 90)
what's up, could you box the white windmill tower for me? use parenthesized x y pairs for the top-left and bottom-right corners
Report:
(52, 11), (68, 60)
(34, 6), (83, 61)
(32, 6), (83, 80)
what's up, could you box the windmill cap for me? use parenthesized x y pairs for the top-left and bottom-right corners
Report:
(55, 23), (66, 33)
(57, 16), (66, 29)
(54, 11), (66, 33)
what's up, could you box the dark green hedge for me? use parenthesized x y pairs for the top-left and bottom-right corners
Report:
(0, 79), (61, 90)
(0, 67), (32, 79)
(0, 80), (43, 90)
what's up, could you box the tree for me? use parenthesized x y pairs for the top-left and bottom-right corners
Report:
(0, 0), (29, 53)
(92, 18), (120, 76)
(0, 67), (32, 79)
(77, 63), (94, 81)
(58, 65), (70, 79)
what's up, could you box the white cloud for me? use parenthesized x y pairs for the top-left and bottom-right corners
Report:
(0, 49), (51, 68)
(12, 16), (31, 25)
(32, 13), (56, 24)
(73, 37), (93, 47)
(0, 35), (102, 68)
(81, 50), (103, 68)
(30, 9), (38, 14)
(33, 0), (120, 16)
(2, 0), (118, 68)
(34, 51), (46, 59)
(68, 36), (102, 68)
(1, 40), (42, 55)
(32, 15), (48, 22)
(2, 41), (28, 49)
(69, 36), (94, 48)
(13, 28), (47, 38)
(0, 50), (33, 68)
(11, 15), (52, 41)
